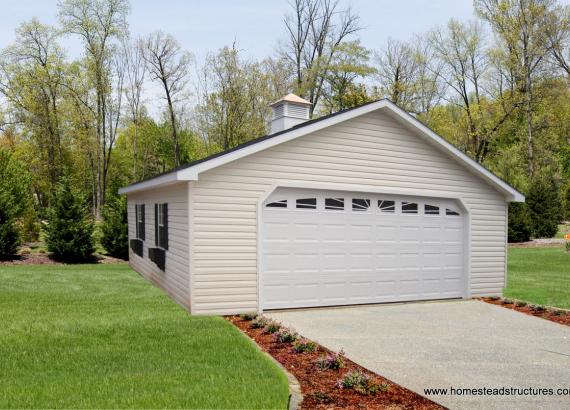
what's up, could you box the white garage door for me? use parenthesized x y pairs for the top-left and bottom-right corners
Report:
(261, 188), (466, 310)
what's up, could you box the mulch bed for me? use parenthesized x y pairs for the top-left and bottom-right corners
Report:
(0, 253), (125, 265)
(480, 298), (570, 327)
(228, 316), (444, 410)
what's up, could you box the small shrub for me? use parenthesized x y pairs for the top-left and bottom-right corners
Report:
(310, 391), (332, 403)
(275, 327), (299, 343)
(566, 241), (570, 253)
(531, 305), (546, 313)
(515, 301), (527, 307)
(316, 349), (345, 370)
(488, 296), (500, 301)
(502, 298), (513, 305)
(239, 312), (257, 321)
(264, 320), (281, 334)
(336, 370), (388, 395)
(250, 316), (269, 329)
(549, 308), (563, 316)
(292, 338), (317, 353)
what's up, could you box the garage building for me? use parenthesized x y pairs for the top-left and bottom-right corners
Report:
(119, 94), (524, 315)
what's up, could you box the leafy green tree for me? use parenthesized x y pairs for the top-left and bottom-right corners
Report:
(526, 175), (561, 238)
(100, 195), (128, 259)
(320, 41), (375, 114)
(194, 45), (276, 152)
(44, 176), (95, 261)
(508, 202), (533, 242)
(0, 148), (32, 257)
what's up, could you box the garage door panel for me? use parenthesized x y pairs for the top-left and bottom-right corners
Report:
(262, 189), (466, 309)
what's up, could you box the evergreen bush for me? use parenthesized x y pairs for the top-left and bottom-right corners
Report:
(101, 196), (128, 259)
(508, 202), (532, 243)
(526, 176), (561, 239)
(44, 177), (95, 262)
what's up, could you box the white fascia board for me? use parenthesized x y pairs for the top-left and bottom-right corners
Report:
(118, 172), (180, 194)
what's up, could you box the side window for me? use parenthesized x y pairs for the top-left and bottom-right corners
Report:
(424, 204), (440, 215)
(296, 198), (317, 209)
(135, 204), (145, 240)
(155, 203), (169, 249)
(446, 208), (460, 216)
(378, 200), (395, 213)
(325, 198), (344, 210)
(402, 202), (418, 214)
(352, 198), (370, 211)
(266, 199), (287, 208)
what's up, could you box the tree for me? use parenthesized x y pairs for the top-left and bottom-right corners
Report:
(375, 38), (419, 110)
(321, 40), (375, 113)
(44, 176), (95, 261)
(194, 44), (275, 151)
(0, 19), (66, 190)
(0, 148), (32, 257)
(508, 202), (533, 242)
(475, 0), (554, 175)
(282, 0), (361, 116)
(429, 19), (517, 162)
(122, 35), (146, 180)
(142, 31), (192, 167)
(59, 0), (129, 216)
(100, 195), (128, 259)
(526, 174), (561, 238)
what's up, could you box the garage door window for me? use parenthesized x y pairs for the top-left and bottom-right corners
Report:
(378, 200), (395, 213)
(266, 199), (287, 208)
(402, 202), (418, 214)
(325, 197), (344, 210)
(425, 204), (440, 215)
(296, 198), (317, 209)
(352, 198), (370, 211)
(446, 208), (460, 216)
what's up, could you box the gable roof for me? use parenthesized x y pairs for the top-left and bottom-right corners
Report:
(119, 99), (524, 202)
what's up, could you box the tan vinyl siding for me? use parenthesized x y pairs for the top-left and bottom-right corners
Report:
(190, 110), (507, 315)
(128, 182), (190, 310)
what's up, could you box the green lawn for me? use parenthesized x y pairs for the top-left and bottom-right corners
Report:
(0, 264), (289, 409)
(505, 246), (570, 309)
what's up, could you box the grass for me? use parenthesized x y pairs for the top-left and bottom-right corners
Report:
(0, 264), (289, 409)
(505, 246), (570, 309)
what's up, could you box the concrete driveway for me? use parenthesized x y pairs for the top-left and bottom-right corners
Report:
(268, 300), (570, 410)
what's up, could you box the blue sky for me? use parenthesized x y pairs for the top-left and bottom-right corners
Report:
(2, 0), (479, 61)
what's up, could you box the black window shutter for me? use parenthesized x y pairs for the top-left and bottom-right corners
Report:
(154, 203), (159, 245)
(163, 204), (168, 250)
(135, 205), (139, 239)
(141, 204), (145, 240)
